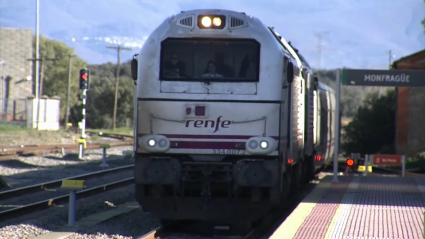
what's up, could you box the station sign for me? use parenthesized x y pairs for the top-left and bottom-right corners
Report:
(372, 154), (402, 166)
(342, 69), (425, 87)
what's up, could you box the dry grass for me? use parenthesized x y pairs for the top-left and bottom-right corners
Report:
(0, 125), (134, 146)
(0, 125), (82, 146)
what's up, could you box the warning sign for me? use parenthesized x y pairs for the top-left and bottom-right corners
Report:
(372, 154), (402, 166)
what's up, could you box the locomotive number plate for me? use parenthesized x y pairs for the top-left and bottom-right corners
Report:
(212, 149), (245, 155)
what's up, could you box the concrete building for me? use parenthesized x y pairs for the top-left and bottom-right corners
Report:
(393, 49), (425, 156)
(0, 27), (34, 122)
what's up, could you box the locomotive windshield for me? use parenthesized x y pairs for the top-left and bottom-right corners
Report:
(160, 38), (260, 82)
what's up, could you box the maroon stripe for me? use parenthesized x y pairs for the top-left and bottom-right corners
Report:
(138, 134), (279, 140)
(170, 141), (245, 149)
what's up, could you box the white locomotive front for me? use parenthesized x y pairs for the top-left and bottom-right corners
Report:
(129, 9), (332, 229)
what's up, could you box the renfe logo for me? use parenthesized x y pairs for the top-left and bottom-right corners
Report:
(185, 116), (231, 133)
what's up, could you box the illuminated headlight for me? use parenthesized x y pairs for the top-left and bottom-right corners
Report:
(148, 139), (156, 147)
(260, 141), (268, 149)
(198, 15), (226, 29)
(138, 135), (170, 152)
(201, 16), (212, 27)
(212, 17), (221, 26)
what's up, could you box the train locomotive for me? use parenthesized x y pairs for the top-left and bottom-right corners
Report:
(129, 9), (336, 228)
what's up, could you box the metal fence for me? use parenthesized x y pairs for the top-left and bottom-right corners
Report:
(0, 98), (27, 122)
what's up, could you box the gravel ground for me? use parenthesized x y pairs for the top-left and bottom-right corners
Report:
(0, 169), (134, 213)
(0, 145), (134, 189)
(64, 207), (160, 239)
(0, 185), (161, 239)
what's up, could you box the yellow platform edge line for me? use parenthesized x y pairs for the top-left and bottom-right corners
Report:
(269, 175), (333, 239)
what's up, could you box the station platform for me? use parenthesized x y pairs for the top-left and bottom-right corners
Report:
(270, 175), (425, 239)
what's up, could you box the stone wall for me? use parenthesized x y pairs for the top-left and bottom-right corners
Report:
(394, 49), (425, 156)
(0, 27), (34, 100)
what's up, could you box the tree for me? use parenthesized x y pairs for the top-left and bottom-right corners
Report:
(70, 61), (135, 129)
(33, 36), (135, 129)
(32, 35), (87, 123)
(341, 90), (396, 156)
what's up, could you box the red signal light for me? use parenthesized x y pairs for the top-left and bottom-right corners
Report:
(314, 155), (322, 161)
(81, 73), (88, 80)
(346, 158), (354, 167)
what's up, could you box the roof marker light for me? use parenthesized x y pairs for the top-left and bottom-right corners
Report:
(201, 16), (212, 27)
(212, 17), (221, 26)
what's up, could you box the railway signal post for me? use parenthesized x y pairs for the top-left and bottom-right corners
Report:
(78, 69), (90, 159)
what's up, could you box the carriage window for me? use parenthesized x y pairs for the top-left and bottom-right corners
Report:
(160, 38), (260, 82)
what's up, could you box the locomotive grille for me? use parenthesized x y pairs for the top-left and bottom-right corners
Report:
(229, 17), (247, 29)
(176, 16), (194, 28)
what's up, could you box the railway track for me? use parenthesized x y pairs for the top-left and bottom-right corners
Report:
(0, 139), (133, 161)
(85, 130), (134, 140)
(137, 166), (425, 239)
(137, 174), (325, 239)
(0, 165), (135, 221)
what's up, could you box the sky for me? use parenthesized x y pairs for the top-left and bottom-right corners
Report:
(0, 0), (424, 70)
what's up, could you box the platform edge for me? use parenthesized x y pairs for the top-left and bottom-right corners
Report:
(269, 175), (333, 239)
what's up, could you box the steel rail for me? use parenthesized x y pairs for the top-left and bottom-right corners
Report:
(0, 177), (134, 221)
(0, 140), (132, 154)
(0, 164), (134, 200)
(137, 177), (322, 239)
(0, 141), (133, 160)
(85, 130), (134, 140)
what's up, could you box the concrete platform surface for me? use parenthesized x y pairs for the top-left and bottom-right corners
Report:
(270, 175), (425, 239)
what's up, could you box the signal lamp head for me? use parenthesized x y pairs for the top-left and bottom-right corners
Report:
(346, 158), (354, 167)
(81, 73), (88, 80)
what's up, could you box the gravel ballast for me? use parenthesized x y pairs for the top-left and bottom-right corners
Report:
(0, 185), (160, 239)
(0, 145), (134, 189)
(64, 208), (160, 239)
(0, 169), (134, 213)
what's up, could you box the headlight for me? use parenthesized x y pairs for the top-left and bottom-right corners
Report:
(159, 139), (167, 147)
(138, 135), (170, 152)
(201, 16), (212, 27)
(249, 140), (258, 149)
(198, 15), (226, 29)
(245, 137), (277, 155)
(212, 17), (221, 26)
(148, 139), (156, 147)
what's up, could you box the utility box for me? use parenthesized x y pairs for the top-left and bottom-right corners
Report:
(26, 96), (61, 130)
